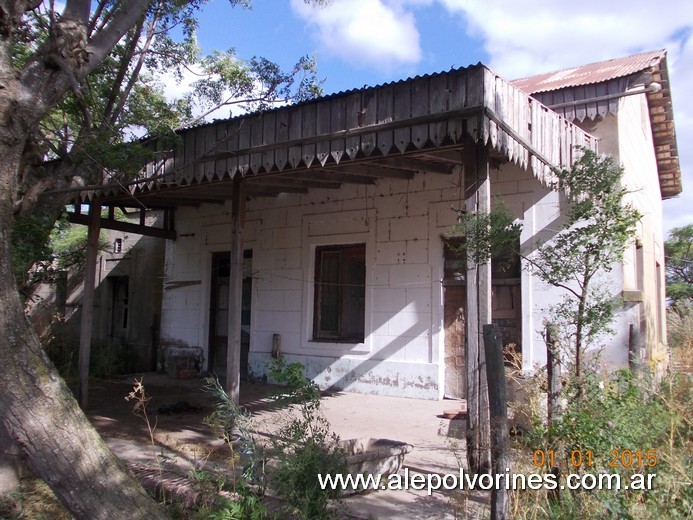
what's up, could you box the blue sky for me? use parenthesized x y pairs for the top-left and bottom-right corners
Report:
(185, 0), (692, 233)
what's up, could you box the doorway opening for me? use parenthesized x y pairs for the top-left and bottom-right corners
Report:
(208, 250), (253, 377)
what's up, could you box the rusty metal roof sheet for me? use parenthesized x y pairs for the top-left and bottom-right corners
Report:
(512, 50), (681, 199)
(511, 50), (666, 94)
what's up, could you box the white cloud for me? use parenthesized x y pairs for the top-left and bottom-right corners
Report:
(291, 0), (422, 69)
(438, 0), (693, 232)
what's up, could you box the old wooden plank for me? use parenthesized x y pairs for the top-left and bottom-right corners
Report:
(584, 84), (597, 120)
(330, 95), (346, 164)
(226, 177), (246, 404)
(262, 111), (277, 172)
(359, 89), (377, 156)
(464, 141), (492, 474)
(546, 324), (562, 427)
(77, 203), (101, 409)
(377, 84), (395, 155)
(249, 115), (264, 173)
(483, 323), (510, 519)
(411, 75), (430, 148)
(429, 74), (448, 147)
(447, 68), (467, 142)
(466, 65), (484, 111)
(302, 102), (317, 167)
(202, 126), (216, 181)
(172, 126), (185, 182)
(595, 82), (609, 118)
(607, 78), (620, 115)
(236, 118), (251, 177)
(214, 123), (229, 179)
(274, 109), (289, 170)
(287, 106), (302, 168)
(345, 92), (362, 159)
(393, 81), (412, 152)
(316, 99), (331, 166)
(183, 131), (196, 183)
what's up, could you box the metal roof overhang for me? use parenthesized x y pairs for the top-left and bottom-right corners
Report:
(512, 51), (682, 199)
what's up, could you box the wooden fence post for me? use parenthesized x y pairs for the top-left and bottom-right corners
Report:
(628, 323), (640, 374)
(545, 323), (562, 504)
(546, 324), (562, 428)
(77, 203), (101, 409)
(483, 324), (509, 520)
(464, 140), (492, 474)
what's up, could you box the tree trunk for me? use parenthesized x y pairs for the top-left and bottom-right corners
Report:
(0, 148), (167, 518)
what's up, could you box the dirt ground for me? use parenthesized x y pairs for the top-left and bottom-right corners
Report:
(83, 372), (487, 519)
(4, 372), (487, 519)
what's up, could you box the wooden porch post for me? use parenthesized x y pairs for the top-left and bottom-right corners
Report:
(226, 176), (246, 404)
(77, 203), (101, 409)
(464, 141), (492, 473)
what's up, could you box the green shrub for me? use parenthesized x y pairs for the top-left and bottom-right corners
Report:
(512, 365), (692, 519)
(267, 357), (346, 519)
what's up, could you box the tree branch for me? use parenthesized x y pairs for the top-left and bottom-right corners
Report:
(109, 5), (161, 125)
(85, 0), (153, 77)
(521, 253), (582, 300)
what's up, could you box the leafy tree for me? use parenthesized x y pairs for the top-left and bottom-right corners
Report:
(530, 149), (641, 391)
(17, 0), (322, 238)
(665, 224), (693, 305)
(452, 148), (640, 394)
(0, 0), (323, 517)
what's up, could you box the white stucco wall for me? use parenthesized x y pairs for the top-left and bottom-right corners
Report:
(160, 159), (568, 399)
(617, 93), (668, 370)
(571, 92), (666, 371)
(159, 94), (667, 398)
(162, 171), (471, 398)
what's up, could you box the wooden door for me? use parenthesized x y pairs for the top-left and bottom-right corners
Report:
(443, 239), (466, 399)
(209, 251), (252, 375)
(444, 283), (466, 398)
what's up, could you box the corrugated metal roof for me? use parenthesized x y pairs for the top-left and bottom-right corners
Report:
(511, 50), (665, 94)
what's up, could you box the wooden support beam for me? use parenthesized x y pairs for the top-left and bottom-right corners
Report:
(246, 185), (308, 195)
(546, 324), (562, 428)
(464, 141), (492, 474)
(77, 203), (101, 409)
(226, 176), (246, 404)
(324, 164), (414, 180)
(628, 323), (640, 374)
(68, 212), (176, 240)
(483, 324), (510, 520)
(375, 156), (457, 175)
(248, 177), (342, 190)
(296, 170), (376, 185)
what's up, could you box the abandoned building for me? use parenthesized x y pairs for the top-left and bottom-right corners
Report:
(66, 50), (681, 401)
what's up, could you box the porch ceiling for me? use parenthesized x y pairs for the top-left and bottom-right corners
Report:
(88, 147), (470, 209)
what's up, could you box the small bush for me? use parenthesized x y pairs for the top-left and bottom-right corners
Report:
(267, 357), (346, 519)
(511, 364), (692, 519)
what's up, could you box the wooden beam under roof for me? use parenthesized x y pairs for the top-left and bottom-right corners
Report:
(246, 185), (308, 196)
(68, 212), (177, 239)
(417, 149), (465, 164)
(288, 170), (376, 185)
(374, 156), (457, 175)
(247, 177), (341, 190)
(324, 164), (414, 180)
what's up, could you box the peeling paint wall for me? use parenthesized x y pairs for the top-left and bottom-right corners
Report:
(160, 105), (665, 398)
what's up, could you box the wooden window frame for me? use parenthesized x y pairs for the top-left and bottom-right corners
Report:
(313, 244), (366, 343)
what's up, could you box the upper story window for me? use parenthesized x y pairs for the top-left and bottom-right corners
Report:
(313, 244), (365, 342)
(113, 238), (123, 253)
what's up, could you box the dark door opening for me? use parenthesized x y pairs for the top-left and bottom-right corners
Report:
(208, 250), (252, 377)
(443, 239), (466, 399)
(108, 276), (129, 340)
